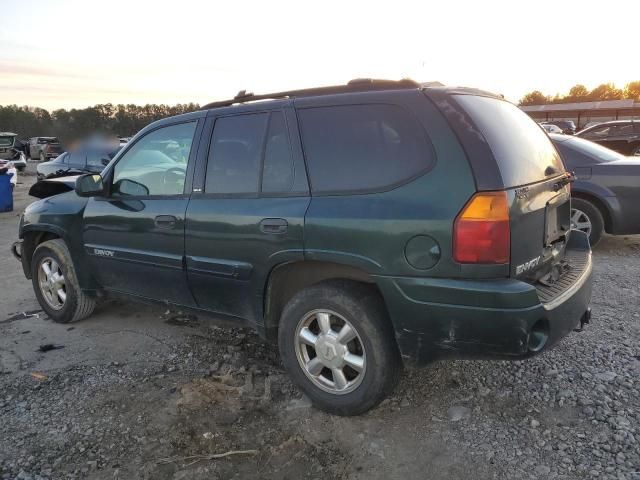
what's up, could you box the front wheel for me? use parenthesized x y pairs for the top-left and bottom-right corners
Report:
(31, 239), (96, 323)
(278, 280), (401, 416)
(571, 197), (604, 247)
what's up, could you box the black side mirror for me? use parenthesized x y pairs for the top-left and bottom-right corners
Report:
(75, 174), (106, 197)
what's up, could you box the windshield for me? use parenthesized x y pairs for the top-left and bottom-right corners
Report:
(38, 137), (59, 144)
(555, 136), (626, 163)
(0, 136), (15, 147)
(455, 95), (565, 187)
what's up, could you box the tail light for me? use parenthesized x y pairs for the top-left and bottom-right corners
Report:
(453, 191), (510, 264)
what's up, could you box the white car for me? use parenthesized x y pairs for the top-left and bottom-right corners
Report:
(0, 160), (18, 187)
(0, 132), (27, 171)
(10, 152), (27, 172)
(540, 123), (563, 134)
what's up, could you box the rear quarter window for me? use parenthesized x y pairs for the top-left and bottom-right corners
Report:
(455, 95), (565, 187)
(297, 104), (434, 194)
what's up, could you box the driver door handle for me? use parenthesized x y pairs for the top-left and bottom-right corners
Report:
(154, 215), (177, 229)
(260, 218), (288, 234)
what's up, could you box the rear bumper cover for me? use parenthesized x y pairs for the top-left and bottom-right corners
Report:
(376, 231), (593, 365)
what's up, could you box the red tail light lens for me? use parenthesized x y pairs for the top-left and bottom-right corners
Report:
(453, 191), (510, 264)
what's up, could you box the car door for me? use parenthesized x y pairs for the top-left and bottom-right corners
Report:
(45, 153), (69, 177)
(66, 150), (87, 172)
(185, 105), (310, 322)
(604, 124), (634, 154)
(581, 124), (614, 149)
(82, 119), (202, 305)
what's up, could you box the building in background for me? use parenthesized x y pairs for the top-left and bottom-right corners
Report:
(521, 99), (640, 130)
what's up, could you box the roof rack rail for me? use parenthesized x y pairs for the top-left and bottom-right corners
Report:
(201, 78), (421, 110)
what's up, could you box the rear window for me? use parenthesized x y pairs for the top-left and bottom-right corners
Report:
(0, 137), (14, 147)
(455, 95), (565, 187)
(298, 104), (433, 194)
(554, 136), (625, 164)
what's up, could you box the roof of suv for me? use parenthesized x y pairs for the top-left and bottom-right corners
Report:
(200, 79), (504, 111)
(141, 79), (506, 137)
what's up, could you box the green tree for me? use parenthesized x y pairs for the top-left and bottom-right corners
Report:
(519, 90), (549, 106)
(624, 81), (640, 100)
(587, 83), (624, 101)
(566, 84), (589, 102)
(0, 102), (200, 144)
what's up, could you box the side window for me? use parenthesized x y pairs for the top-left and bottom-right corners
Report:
(67, 151), (86, 167)
(584, 125), (611, 138)
(205, 113), (268, 194)
(262, 112), (294, 193)
(297, 104), (433, 193)
(112, 121), (196, 197)
(615, 123), (634, 136)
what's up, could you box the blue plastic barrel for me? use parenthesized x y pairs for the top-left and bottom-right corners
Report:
(0, 173), (14, 212)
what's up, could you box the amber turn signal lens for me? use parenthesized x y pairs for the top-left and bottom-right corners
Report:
(453, 191), (510, 264)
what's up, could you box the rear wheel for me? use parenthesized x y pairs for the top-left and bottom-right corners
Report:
(31, 239), (95, 323)
(571, 197), (604, 247)
(278, 280), (401, 416)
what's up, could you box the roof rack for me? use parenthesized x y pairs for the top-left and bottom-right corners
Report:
(201, 78), (422, 110)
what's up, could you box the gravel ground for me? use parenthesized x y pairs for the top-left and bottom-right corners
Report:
(0, 164), (638, 480)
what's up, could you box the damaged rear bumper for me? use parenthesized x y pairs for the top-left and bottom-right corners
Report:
(376, 232), (593, 366)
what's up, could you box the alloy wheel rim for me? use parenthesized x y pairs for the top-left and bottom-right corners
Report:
(571, 208), (592, 236)
(294, 309), (366, 395)
(37, 257), (67, 310)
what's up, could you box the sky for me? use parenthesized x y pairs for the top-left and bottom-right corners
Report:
(1, 0), (638, 110)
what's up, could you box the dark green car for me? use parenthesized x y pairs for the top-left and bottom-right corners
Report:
(13, 80), (593, 415)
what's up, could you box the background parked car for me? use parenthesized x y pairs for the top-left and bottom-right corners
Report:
(551, 133), (640, 245)
(27, 137), (63, 161)
(540, 123), (563, 134)
(0, 132), (27, 171)
(541, 120), (576, 135)
(36, 146), (119, 180)
(575, 120), (640, 156)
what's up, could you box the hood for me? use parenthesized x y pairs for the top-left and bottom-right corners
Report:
(29, 175), (80, 199)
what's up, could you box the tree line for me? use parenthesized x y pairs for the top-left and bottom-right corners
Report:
(0, 103), (200, 144)
(520, 81), (640, 106)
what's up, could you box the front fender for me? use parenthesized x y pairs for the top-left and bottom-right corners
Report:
(19, 193), (98, 290)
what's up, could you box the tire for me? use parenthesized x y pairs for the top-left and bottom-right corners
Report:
(278, 280), (401, 416)
(31, 239), (96, 323)
(571, 197), (605, 247)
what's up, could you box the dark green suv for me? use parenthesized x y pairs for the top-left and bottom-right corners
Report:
(13, 79), (593, 415)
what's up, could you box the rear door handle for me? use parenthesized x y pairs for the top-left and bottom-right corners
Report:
(154, 215), (177, 229)
(260, 218), (288, 234)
